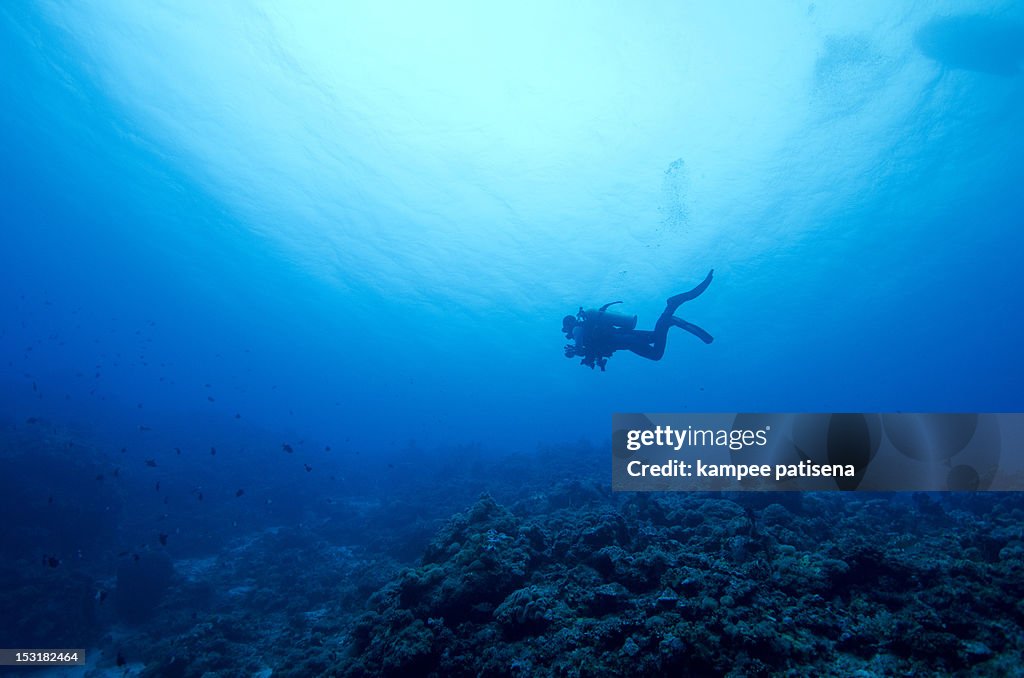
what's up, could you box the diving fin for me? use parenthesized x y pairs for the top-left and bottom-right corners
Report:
(667, 269), (713, 311)
(671, 317), (714, 344)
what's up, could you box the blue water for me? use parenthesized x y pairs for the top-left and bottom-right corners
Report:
(3, 3), (1024, 452)
(2, 2), (1024, 674)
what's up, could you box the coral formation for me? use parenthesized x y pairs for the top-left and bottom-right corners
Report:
(332, 490), (1024, 677)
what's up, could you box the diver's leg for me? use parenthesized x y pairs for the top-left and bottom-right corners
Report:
(616, 308), (713, 361)
(628, 314), (712, 361)
(631, 315), (674, 361)
(666, 269), (714, 313)
(610, 329), (663, 361)
(624, 344), (659, 360)
(671, 317), (714, 344)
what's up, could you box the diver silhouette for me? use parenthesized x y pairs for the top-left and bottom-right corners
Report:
(562, 269), (714, 371)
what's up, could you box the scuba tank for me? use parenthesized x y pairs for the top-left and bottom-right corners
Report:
(583, 301), (637, 330)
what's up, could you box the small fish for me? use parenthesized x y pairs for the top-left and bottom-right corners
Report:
(282, 444), (294, 454)
(235, 489), (245, 497)
(96, 589), (108, 604)
(324, 445), (331, 452)
(26, 417), (38, 424)
(207, 396), (215, 402)
(43, 555), (60, 568)
(175, 447), (181, 455)
(120, 447), (127, 454)
(155, 481), (161, 492)
(159, 532), (168, 546)
(48, 495), (54, 505)
(210, 447), (216, 456)
(235, 412), (241, 419)
(116, 650), (126, 667)
(113, 468), (120, 478)
(145, 459), (157, 467)
(197, 492), (204, 502)
(117, 551), (129, 557)
(138, 425), (152, 432)
(304, 464), (313, 472)
(95, 474), (104, 481)
(132, 553), (140, 562)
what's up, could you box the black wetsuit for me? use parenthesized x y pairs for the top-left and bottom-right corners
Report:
(568, 270), (714, 370)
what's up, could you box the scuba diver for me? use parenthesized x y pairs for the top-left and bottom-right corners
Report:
(562, 269), (714, 371)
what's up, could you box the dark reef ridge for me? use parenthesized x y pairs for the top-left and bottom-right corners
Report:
(322, 491), (1024, 677)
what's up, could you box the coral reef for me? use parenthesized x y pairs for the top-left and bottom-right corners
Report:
(6, 421), (1023, 676)
(332, 491), (1024, 677)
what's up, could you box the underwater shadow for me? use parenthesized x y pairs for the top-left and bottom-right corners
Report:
(915, 14), (1024, 76)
